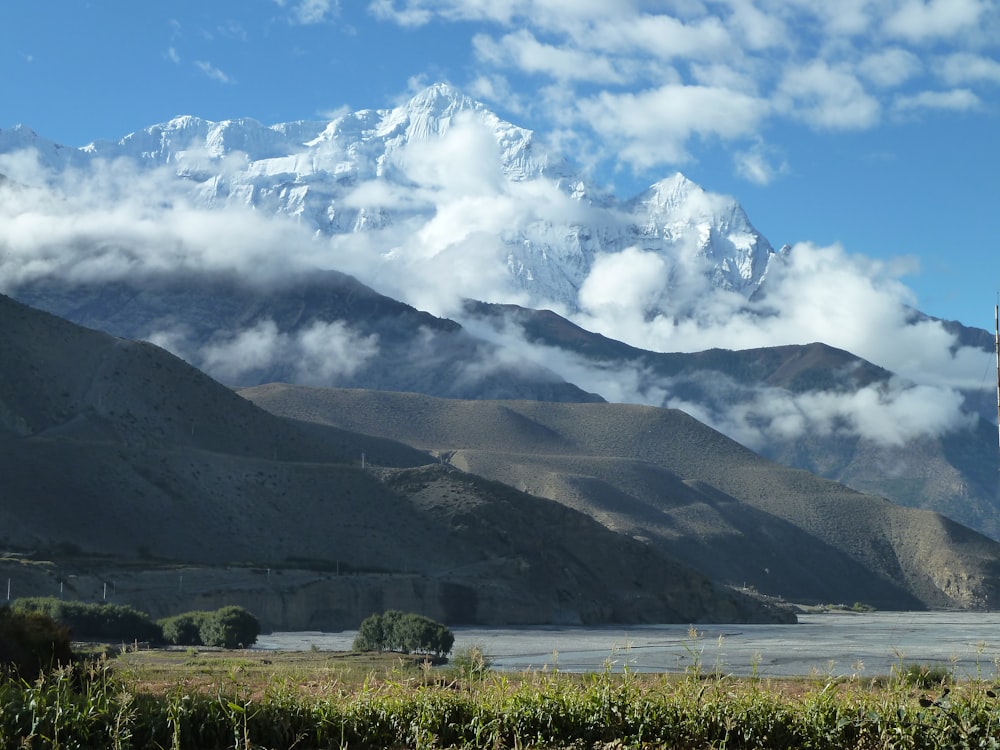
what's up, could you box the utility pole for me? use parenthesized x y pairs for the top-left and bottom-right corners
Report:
(995, 304), (999, 457)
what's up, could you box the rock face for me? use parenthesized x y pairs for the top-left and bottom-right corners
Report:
(0, 293), (791, 628)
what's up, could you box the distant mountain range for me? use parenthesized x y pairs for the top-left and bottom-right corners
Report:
(0, 291), (784, 629)
(0, 83), (776, 309)
(5, 291), (1000, 626)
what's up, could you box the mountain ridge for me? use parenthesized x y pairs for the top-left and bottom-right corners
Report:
(0, 82), (776, 310)
(0, 291), (784, 628)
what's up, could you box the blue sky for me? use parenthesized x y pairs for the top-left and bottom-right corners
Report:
(2, 0), (999, 329)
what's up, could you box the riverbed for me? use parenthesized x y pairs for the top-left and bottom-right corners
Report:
(256, 611), (1000, 679)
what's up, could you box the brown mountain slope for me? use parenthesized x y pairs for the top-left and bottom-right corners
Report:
(464, 301), (1000, 541)
(0, 294), (787, 627)
(241, 384), (1000, 610)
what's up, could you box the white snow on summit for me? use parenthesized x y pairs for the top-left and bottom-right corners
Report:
(0, 83), (776, 314)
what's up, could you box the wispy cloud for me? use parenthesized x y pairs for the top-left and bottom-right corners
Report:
(893, 88), (981, 114)
(194, 60), (235, 84)
(275, 0), (340, 25)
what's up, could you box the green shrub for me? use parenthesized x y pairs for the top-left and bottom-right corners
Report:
(0, 605), (73, 679)
(11, 597), (162, 643)
(353, 611), (454, 658)
(159, 607), (260, 648)
(159, 611), (209, 646)
(198, 606), (260, 649)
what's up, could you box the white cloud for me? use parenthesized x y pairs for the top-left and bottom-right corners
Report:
(665, 376), (974, 450)
(858, 48), (922, 88)
(937, 52), (1000, 85)
(0, 153), (318, 288)
(194, 60), (235, 84)
(777, 61), (880, 130)
(577, 84), (769, 168)
(893, 88), (981, 113)
(473, 30), (624, 83)
(578, 248), (670, 319)
(275, 0), (340, 24)
(884, 0), (987, 42)
(733, 142), (787, 186)
(367, 0), (1000, 182)
(1, 110), (992, 452)
(368, 0), (432, 26)
(179, 318), (378, 386)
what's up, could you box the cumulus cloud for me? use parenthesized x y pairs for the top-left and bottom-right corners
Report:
(473, 30), (624, 84)
(577, 84), (769, 168)
(937, 52), (1000, 85)
(777, 62), (880, 130)
(884, 0), (987, 41)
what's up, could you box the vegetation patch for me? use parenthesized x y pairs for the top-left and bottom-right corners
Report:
(4, 647), (1000, 749)
(352, 610), (454, 659)
(159, 606), (260, 649)
(11, 597), (162, 643)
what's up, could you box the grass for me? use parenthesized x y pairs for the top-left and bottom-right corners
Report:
(4, 645), (1000, 748)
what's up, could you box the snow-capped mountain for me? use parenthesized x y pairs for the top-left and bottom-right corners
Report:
(0, 83), (776, 312)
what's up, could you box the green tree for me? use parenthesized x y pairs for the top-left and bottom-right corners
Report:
(158, 612), (209, 646)
(11, 597), (162, 642)
(197, 606), (260, 649)
(352, 611), (454, 658)
(353, 612), (387, 652)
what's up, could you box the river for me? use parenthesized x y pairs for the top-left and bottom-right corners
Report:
(256, 612), (1000, 679)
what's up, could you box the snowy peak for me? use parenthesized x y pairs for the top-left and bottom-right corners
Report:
(0, 125), (85, 172)
(379, 82), (484, 141)
(624, 172), (773, 294)
(1, 83), (777, 310)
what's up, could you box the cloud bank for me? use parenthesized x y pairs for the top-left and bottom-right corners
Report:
(0, 109), (992, 450)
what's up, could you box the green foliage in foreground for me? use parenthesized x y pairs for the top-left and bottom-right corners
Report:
(353, 610), (454, 658)
(3, 658), (1000, 749)
(0, 606), (73, 680)
(158, 606), (260, 649)
(11, 597), (162, 643)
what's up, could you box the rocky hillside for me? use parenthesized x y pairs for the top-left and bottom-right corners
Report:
(462, 301), (1000, 540)
(242, 384), (1000, 612)
(0, 293), (786, 628)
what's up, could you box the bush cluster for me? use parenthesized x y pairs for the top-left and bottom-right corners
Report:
(11, 597), (162, 643)
(158, 606), (260, 649)
(353, 610), (454, 658)
(0, 606), (73, 679)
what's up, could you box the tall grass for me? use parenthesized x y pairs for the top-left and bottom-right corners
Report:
(3, 653), (1000, 749)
